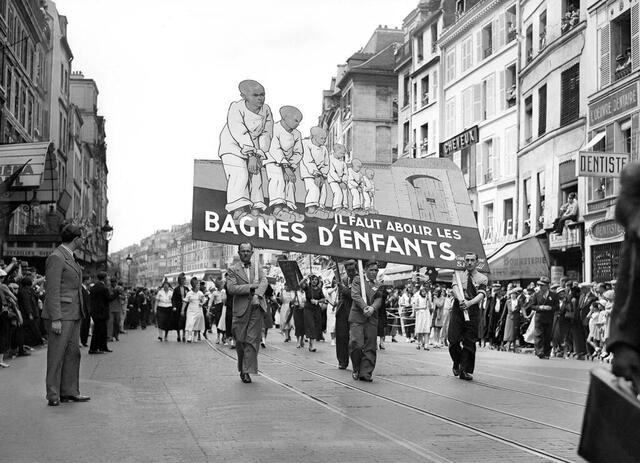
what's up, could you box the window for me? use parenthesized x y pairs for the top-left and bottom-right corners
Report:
(505, 63), (517, 108)
(560, 63), (579, 126)
(5, 66), (11, 112)
(462, 87), (473, 128)
(461, 35), (473, 72)
(524, 95), (533, 142)
(445, 48), (456, 83)
(482, 139), (494, 184)
(0, 0), (6, 20)
(460, 147), (469, 175)
(342, 88), (352, 118)
(416, 34), (424, 61)
(538, 85), (547, 136)
(482, 74), (495, 120)
(13, 78), (19, 116)
(26, 93), (32, 135)
(506, 5), (517, 43)
(561, 0), (581, 35)
(19, 84), (25, 128)
(482, 22), (493, 58)
(612, 9), (632, 81)
(413, 82), (418, 110)
(503, 198), (514, 235)
(525, 25), (533, 63)
(419, 123), (429, 156)
(456, 0), (465, 18)
(539, 10), (547, 50)
(403, 74), (410, 107)
(431, 24), (438, 53)
(420, 75), (429, 106)
(621, 118), (632, 154)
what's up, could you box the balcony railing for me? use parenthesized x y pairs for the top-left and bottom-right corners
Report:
(484, 170), (493, 184)
(614, 58), (632, 82)
(421, 94), (429, 107)
(483, 47), (492, 59)
(561, 9), (580, 35)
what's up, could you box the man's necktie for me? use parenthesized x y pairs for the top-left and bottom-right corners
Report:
(466, 273), (477, 299)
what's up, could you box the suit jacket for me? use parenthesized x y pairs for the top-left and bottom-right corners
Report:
(335, 275), (355, 316)
(109, 285), (123, 313)
(90, 281), (111, 321)
(17, 286), (38, 318)
(226, 262), (268, 318)
(172, 285), (188, 311)
(578, 292), (597, 326)
(42, 245), (84, 321)
(81, 285), (91, 319)
(530, 290), (559, 321)
(349, 276), (380, 325)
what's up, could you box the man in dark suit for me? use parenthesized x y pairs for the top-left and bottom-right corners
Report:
(79, 275), (91, 347)
(42, 224), (90, 406)
(335, 260), (357, 370)
(172, 273), (188, 342)
(227, 243), (268, 384)
(530, 276), (559, 359)
(107, 278), (123, 341)
(349, 259), (382, 382)
(89, 272), (113, 354)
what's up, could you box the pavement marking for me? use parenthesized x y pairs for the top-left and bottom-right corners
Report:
(260, 346), (576, 463)
(204, 339), (453, 463)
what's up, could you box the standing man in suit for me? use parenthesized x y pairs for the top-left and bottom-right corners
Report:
(107, 278), (123, 342)
(349, 260), (382, 382)
(42, 224), (90, 406)
(335, 260), (357, 370)
(227, 243), (268, 384)
(89, 272), (113, 354)
(79, 275), (91, 347)
(530, 276), (559, 359)
(448, 252), (488, 381)
(172, 273), (188, 343)
(577, 282), (597, 358)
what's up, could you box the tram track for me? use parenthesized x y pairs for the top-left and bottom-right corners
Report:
(206, 340), (579, 463)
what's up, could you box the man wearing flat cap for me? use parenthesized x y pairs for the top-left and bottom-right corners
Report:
(42, 224), (90, 406)
(529, 276), (559, 359)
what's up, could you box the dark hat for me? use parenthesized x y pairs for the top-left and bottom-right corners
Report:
(491, 283), (502, 288)
(537, 276), (551, 286)
(550, 283), (560, 291)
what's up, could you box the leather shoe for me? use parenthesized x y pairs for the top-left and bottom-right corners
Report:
(452, 365), (460, 377)
(359, 376), (373, 382)
(338, 364), (347, 370)
(88, 350), (104, 354)
(47, 399), (59, 406)
(459, 371), (473, 381)
(352, 370), (359, 380)
(240, 373), (252, 384)
(60, 395), (90, 402)
(103, 349), (113, 353)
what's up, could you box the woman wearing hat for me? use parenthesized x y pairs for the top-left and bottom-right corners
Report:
(502, 287), (522, 352)
(154, 280), (173, 341)
(301, 275), (326, 352)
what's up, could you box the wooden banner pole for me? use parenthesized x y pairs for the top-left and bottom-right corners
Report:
(358, 259), (367, 302)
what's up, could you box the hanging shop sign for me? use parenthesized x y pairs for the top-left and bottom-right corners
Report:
(577, 151), (630, 178)
(440, 125), (479, 157)
(589, 83), (638, 126)
(591, 219), (625, 240)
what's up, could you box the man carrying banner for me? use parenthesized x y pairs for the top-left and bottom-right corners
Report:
(349, 260), (383, 382)
(227, 243), (268, 384)
(335, 259), (357, 370)
(449, 252), (488, 381)
(218, 80), (273, 221)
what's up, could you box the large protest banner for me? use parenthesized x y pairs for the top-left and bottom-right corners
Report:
(192, 157), (487, 271)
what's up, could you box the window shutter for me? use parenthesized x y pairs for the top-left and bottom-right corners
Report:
(486, 74), (495, 119)
(600, 25), (610, 87)
(632, 4), (639, 71)
(476, 30), (483, 63)
(632, 113), (639, 161)
(493, 137), (501, 180)
(498, 70), (505, 112)
(605, 123), (615, 152)
(492, 19), (499, 52)
(432, 69), (438, 101)
(463, 87), (472, 128)
(477, 143), (484, 185)
(473, 83), (482, 122)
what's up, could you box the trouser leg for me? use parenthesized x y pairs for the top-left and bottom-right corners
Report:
(348, 322), (365, 373)
(571, 323), (586, 356)
(221, 153), (252, 213)
(330, 182), (342, 210)
(335, 312), (349, 367)
(80, 317), (90, 345)
(266, 164), (286, 210)
(448, 313), (463, 369)
(358, 323), (378, 379)
(60, 321), (81, 397)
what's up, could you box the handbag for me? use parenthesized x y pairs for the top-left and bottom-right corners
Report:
(579, 367), (640, 462)
(523, 317), (536, 344)
(217, 306), (226, 331)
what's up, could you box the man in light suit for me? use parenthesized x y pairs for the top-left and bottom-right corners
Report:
(349, 260), (383, 382)
(227, 242), (268, 384)
(42, 224), (90, 406)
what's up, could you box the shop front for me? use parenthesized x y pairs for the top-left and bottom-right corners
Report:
(548, 222), (584, 283)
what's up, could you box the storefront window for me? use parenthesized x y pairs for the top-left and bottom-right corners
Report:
(587, 130), (619, 201)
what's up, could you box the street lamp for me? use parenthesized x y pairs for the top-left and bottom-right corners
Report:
(101, 220), (113, 271)
(126, 253), (133, 287)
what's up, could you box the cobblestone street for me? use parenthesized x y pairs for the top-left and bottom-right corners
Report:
(2, 328), (592, 462)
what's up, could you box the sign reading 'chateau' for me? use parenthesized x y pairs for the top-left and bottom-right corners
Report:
(440, 126), (479, 156)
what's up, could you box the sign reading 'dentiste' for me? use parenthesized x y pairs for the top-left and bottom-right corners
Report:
(577, 151), (630, 178)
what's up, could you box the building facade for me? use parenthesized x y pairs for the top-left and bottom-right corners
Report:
(582, 0), (639, 282)
(439, 0), (520, 256)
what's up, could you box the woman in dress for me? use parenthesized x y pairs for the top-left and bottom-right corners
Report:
(208, 280), (224, 344)
(412, 287), (432, 350)
(440, 288), (454, 346)
(302, 275), (326, 352)
(430, 288), (445, 348)
(323, 278), (338, 346)
(279, 284), (296, 342)
(293, 289), (305, 348)
(502, 287), (522, 352)
(155, 280), (173, 341)
(182, 277), (205, 343)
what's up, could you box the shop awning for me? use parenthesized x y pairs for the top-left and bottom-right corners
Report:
(487, 236), (550, 281)
(0, 142), (58, 203)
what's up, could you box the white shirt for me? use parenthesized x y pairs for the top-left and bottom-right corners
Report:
(265, 121), (303, 166)
(300, 139), (329, 179)
(219, 100), (273, 156)
(328, 156), (347, 183)
(348, 168), (363, 189)
(155, 289), (173, 307)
